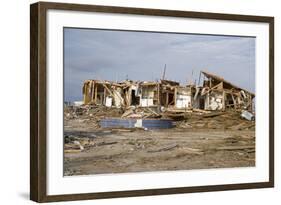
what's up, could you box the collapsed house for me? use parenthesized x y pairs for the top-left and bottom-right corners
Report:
(82, 80), (125, 108)
(160, 79), (195, 110)
(195, 71), (255, 111)
(82, 71), (254, 112)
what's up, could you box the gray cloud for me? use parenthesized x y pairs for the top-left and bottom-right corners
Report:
(64, 28), (255, 102)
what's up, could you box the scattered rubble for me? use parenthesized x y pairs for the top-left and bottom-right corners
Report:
(64, 129), (255, 175)
(147, 143), (179, 153)
(63, 70), (256, 175)
(174, 110), (255, 130)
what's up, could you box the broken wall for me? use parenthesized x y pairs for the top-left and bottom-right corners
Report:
(140, 86), (156, 107)
(175, 87), (192, 109)
(205, 90), (224, 111)
(112, 87), (124, 108)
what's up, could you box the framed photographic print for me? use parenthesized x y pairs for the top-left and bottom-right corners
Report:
(30, 1), (274, 202)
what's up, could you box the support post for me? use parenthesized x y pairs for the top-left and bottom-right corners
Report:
(91, 81), (95, 103)
(174, 87), (177, 108)
(94, 84), (98, 104)
(157, 83), (161, 106)
(222, 90), (226, 111)
(166, 92), (169, 107)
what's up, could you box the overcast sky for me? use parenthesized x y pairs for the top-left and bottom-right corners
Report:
(64, 28), (255, 102)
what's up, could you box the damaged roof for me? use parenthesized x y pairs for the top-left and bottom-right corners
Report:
(201, 71), (255, 97)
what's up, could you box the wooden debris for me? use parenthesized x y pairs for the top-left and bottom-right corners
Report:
(216, 145), (255, 151)
(148, 143), (179, 153)
(193, 108), (210, 114)
(64, 149), (81, 153)
(65, 141), (84, 151)
(96, 141), (118, 146)
(145, 107), (160, 116)
(111, 128), (133, 132)
(228, 122), (247, 130)
(240, 135), (255, 140)
(228, 122), (255, 130)
(202, 112), (225, 118)
(240, 123), (255, 130)
(166, 108), (193, 113)
(121, 108), (134, 118)
(179, 147), (204, 155)
(162, 112), (186, 120)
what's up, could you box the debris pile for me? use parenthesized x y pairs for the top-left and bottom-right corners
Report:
(64, 105), (123, 119)
(121, 106), (161, 119)
(64, 105), (124, 129)
(64, 135), (118, 153)
(175, 110), (255, 130)
(64, 103), (255, 131)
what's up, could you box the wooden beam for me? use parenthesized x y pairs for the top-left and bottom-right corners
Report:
(174, 87), (177, 108)
(103, 87), (106, 105)
(102, 84), (125, 107)
(166, 92), (169, 107)
(90, 81), (95, 103)
(222, 90), (226, 111)
(157, 83), (160, 105)
(94, 84), (98, 104)
(102, 84), (114, 96)
(231, 94), (236, 109)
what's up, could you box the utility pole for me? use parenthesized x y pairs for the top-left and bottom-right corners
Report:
(162, 64), (166, 80)
(198, 71), (202, 86)
(191, 70), (194, 85)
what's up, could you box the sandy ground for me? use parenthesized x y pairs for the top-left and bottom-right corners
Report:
(64, 117), (255, 176)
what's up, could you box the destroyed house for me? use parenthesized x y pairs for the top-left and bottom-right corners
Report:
(174, 86), (194, 109)
(160, 80), (178, 108)
(82, 71), (254, 112)
(138, 81), (161, 107)
(160, 79), (194, 109)
(82, 80), (125, 108)
(196, 71), (255, 111)
(83, 80), (162, 108)
(122, 80), (140, 107)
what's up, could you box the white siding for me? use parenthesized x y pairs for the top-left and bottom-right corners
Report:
(176, 95), (191, 108)
(140, 99), (154, 107)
